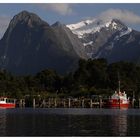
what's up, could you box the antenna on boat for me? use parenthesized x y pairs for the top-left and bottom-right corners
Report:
(118, 72), (120, 93)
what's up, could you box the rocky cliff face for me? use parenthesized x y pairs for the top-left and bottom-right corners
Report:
(52, 21), (87, 59)
(0, 11), (85, 74)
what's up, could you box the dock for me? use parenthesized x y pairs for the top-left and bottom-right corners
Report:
(16, 97), (104, 108)
(15, 95), (140, 108)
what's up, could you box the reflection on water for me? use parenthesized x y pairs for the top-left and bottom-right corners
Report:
(111, 114), (127, 136)
(0, 109), (6, 136)
(118, 115), (127, 136)
(0, 108), (140, 136)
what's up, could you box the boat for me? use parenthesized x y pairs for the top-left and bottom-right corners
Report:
(105, 91), (129, 109)
(0, 97), (16, 108)
(105, 79), (129, 109)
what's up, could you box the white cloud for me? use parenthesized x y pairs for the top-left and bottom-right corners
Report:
(39, 3), (74, 16)
(0, 16), (11, 39)
(98, 9), (140, 24)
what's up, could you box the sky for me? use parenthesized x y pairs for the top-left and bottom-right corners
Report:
(1, 3), (140, 38)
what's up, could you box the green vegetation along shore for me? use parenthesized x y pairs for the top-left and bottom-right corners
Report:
(0, 58), (140, 99)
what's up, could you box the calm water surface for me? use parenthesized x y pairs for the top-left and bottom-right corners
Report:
(0, 108), (140, 136)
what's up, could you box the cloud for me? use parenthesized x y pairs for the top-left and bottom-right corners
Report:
(39, 3), (74, 16)
(98, 9), (140, 24)
(0, 16), (11, 39)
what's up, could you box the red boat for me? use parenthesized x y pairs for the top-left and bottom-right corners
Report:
(105, 91), (129, 109)
(105, 80), (129, 109)
(0, 97), (16, 108)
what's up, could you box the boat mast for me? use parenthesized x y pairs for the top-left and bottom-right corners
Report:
(118, 72), (120, 93)
(118, 80), (120, 93)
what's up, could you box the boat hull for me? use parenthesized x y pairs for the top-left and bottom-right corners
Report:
(105, 102), (129, 109)
(0, 103), (16, 108)
(104, 99), (129, 109)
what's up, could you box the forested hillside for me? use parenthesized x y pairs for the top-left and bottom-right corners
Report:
(0, 58), (140, 99)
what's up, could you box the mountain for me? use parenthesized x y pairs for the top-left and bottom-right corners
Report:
(1, 11), (140, 75)
(0, 11), (86, 75)
(101, 30), (140, 63)
(52, 21), (87, 59)
(67, 18), (140, 64)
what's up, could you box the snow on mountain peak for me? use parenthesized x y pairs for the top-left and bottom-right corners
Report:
(119, 27), (132, 37)
(67, 18), (127, 38)
(114, 27), (132, 41)
(66, 19), (95, 30)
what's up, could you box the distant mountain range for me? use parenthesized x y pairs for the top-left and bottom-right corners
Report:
(0, 10), (140, 75)
(67, 18), (140, 63)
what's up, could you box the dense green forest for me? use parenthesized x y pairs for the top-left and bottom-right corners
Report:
(0, 58), (140, 99)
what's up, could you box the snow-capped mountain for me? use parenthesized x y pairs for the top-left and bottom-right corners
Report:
(67, 18), (135, 60)
(67, 19), (97, 38)
(67, 18), (131, 38)
(1, 11), (140, 75)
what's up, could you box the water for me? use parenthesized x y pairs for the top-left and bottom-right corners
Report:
(0, 108), (140, 136)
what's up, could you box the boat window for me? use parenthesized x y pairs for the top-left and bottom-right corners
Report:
(0, 98), (4, 101)
(0, 98), (14, 103)
(7, 99), (14, 103)
(9, 100), (14, 103)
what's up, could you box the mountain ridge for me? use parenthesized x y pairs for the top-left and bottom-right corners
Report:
(67, 18), (140, 63)
(0, 11), (85, 75)
(0, 10), (140, 75)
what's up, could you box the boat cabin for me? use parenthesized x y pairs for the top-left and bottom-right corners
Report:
(0, 97), (15, 104)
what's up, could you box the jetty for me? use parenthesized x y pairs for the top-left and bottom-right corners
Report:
(14, 95), (140, 108)
(15, 96), (102, 108)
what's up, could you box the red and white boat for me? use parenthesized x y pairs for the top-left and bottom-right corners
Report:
(0, 97), (16, 108)
(105, 80), (129, 109)
(105, 91), (129, 109)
